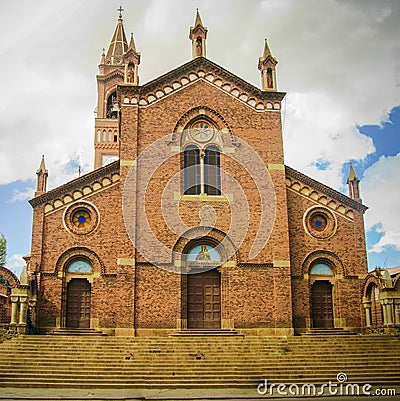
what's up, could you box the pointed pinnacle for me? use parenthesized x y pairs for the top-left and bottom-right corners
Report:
(36, 155), (48, 174)
(348, 163), (359, 181)
(263, 38), (272, 58)
(128, 33), (137, 52)
(195, 9), (204, 27)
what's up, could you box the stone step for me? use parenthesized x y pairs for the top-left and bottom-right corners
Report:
(303, 328), (357, 336)
(1, 364), (398, 374)
(1, 334), (399, 389)
(170, 329), (242, 336)
(1, 373), (398, 387)
(51, 328), (107, 336)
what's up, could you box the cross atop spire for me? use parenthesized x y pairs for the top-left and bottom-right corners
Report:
(117, 6), (124, 18)
(105, 9), (129, 65)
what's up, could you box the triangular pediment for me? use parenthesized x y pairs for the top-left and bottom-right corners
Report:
(285, 165), (368, 220)
(29, 161), (120, 213)
(119, 57), (285, 112)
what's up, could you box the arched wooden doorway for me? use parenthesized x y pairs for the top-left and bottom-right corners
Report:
(66, 278), (91, 328)
(368, 284), (383, 327)
(187, 268), (221, 329)
(311, 280), (333, 328)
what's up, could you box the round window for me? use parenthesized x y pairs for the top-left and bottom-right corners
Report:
(310, 213), (327, 232)
(304, 206), (337, 239)
(64, 201), (99, 235)
(72, 209), (91, 228)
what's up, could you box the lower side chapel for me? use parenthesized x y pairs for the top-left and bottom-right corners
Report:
(6, 10), (400, 336)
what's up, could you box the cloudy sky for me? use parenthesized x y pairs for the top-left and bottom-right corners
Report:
(0, 0), (399, 277)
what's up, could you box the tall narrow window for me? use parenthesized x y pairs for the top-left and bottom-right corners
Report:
(106, 91), (118, 119)
(184, 146), (200, 195)
(267, 68), (273, 88)
(204, 146), (221, 195)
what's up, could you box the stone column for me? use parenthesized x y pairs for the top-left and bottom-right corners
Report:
(30, 300), (37, 324)
(19, 297), (28, 325)
(10, 296), (19, 325)
(362, 299), (372, 327)
(18, 296), (28, 335)
(382, 300), (388, 325)
(385, 300), (394, 325)
(365, 305), (371, 327)
(394, 300), (400, 325)
(200, 149), (205, 195)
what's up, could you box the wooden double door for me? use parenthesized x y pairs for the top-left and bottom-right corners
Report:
(66, 278), (91, 328)
(311, 281), (334, 328)
(187, 269), (221, 329)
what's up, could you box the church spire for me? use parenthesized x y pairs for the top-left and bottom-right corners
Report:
(347, 163), (362, 203)
(105, 7), (129, 66)
(189, 9), (208, 59)
(258, 38), (278, 91)
(35, 155), (48, 196)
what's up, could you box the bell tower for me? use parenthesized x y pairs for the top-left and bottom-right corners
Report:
(189, 9), (207, 59)
(258, 39), (278, 92)
(94, 7), (140, 169)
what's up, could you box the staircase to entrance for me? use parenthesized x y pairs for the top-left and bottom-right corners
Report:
(0, 334), (399, 388)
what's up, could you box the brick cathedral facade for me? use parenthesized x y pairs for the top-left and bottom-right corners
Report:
(25, 10), (369, 336)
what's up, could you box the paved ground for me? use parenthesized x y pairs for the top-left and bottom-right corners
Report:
(0, 386), (399, 401)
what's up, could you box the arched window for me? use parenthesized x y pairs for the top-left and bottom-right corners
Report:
(310, 263), (333, 276)
(106, 91), (118, 119)
(186, 244), (222, 263)
(184, 145), (200, 195)
(182, 119), (222, 196)
(67, 259), (93, 273)
(204, 146), (221, 195)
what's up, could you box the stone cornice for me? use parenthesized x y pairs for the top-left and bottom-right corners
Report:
(29, 161), (120, 208)
(285, 165), (368, 214)
(97, 70), (124, 83)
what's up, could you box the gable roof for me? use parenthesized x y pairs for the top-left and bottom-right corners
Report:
(119, 56), (285, 111)
(286, 165), (368, 214)
(29, 161), (120, 209)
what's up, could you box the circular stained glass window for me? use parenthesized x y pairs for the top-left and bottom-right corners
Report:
(304, 206), (337, 239)
(64, 201), (99, 235)
(310, 213), (327, 232)
(72, 209), (91, 228)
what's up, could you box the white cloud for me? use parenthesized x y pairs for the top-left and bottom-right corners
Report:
(283, 92), (376, 188)
(362, 153), (400, 253)
(9, 187), (35, 203)
(6, 254), (25, 278)
(0, 0), (398, 190)
(0, 0), (399, 265)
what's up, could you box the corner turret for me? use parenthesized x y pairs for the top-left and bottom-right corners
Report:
(123, 33), (141, 85)
(258, 39), (278, 91)
(189, 9), (207, 59)
(347, 163), (362, 203)
(35, 155), (48, 196)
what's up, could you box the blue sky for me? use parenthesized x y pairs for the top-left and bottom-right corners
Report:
(352, 106), (400, 269)
(0, 0), (399, 277)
